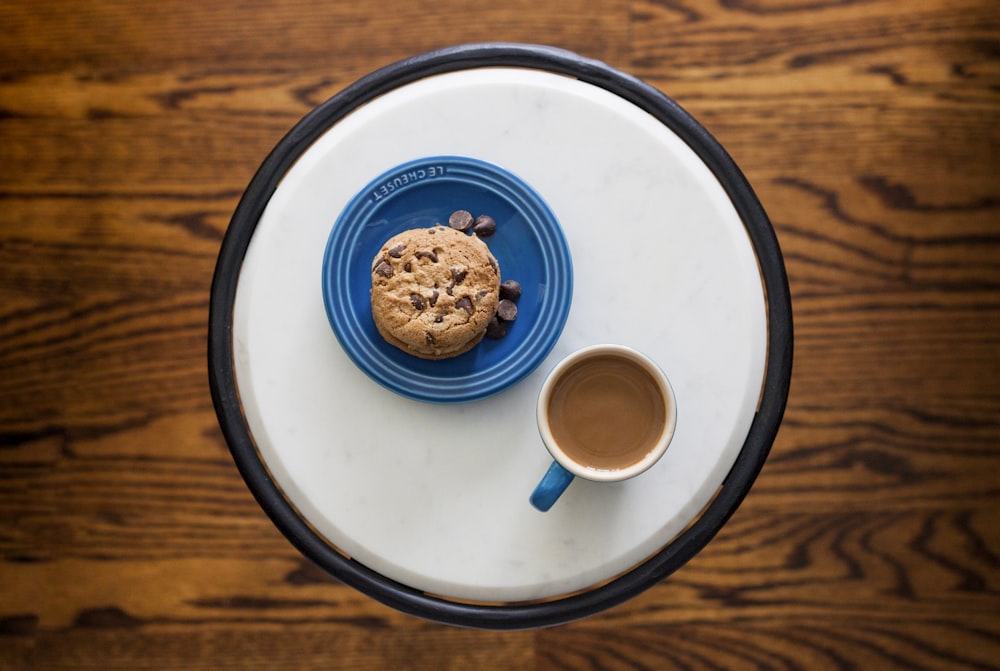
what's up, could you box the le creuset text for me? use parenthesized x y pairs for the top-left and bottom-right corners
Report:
(371, 165), (447, 202)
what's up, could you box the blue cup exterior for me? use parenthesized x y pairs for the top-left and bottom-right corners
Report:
(530, 462), (575, 512)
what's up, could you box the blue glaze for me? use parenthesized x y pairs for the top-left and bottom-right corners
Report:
(529, 461), (575, 512)
(322, 156), (573, 404)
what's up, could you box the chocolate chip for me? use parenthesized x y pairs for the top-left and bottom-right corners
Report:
(374, 262), (393, 278)
(451, 267), (468, 284)
(425, 332), (436, 345)
(434, 315), (443, 323)
(499, 280), (522, 302)
(404, 262), (412, 272)
(448, 210), (474, 232)
(488, 257), (498, 273)
(485, 316), (507, 339)
(415, 250), (438, 262)
(429, 289), (439, 307)
(497, 299), (518, 321)
(473, 215), (496, 237)
(446, 283), (454, 297)
(410, 293), (425, 310)
(455, 296), (474, 314)
(388, 244), (405, 258)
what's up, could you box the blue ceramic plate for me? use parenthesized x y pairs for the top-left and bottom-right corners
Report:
(322, 155), (573, 403)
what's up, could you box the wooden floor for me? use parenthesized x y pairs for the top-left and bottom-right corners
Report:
(2, 1), (998, 668)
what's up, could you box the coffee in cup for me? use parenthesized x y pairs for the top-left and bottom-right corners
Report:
(530, 344), (677, 511)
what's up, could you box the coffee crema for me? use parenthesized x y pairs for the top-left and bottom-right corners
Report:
(546, 354), (667, 471)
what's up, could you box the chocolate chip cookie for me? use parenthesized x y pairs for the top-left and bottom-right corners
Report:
(370, 225), (500, 359)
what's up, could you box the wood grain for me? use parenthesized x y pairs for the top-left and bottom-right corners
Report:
(2, 0), (998, 668)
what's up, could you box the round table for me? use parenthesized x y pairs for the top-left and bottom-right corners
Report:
(209, 43), (793, 629)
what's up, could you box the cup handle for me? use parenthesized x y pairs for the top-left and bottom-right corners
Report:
(530, 461), (575, 512)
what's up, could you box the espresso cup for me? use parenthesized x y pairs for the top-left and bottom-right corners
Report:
(530, 344), (677, 512)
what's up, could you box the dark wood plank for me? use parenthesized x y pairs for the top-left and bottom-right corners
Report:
(0, 0), (631, 73)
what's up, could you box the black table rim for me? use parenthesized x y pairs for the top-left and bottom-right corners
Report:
(208, 42), (794, 630)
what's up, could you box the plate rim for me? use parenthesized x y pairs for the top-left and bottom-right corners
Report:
(208, 42), (793, 630)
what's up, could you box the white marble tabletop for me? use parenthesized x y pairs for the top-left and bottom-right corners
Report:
(232, 68), (767, 602)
